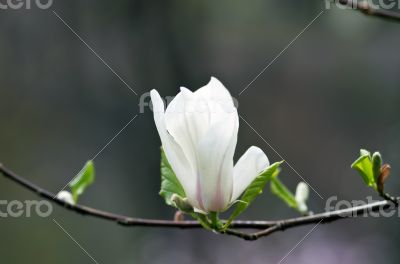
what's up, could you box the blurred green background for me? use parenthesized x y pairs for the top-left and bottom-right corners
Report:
(1, 0), (400, 263)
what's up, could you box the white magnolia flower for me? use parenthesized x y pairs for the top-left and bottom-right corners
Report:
(151, 77), (270, 213)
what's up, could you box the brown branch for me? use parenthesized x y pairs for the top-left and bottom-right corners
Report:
(223, 198), (398, 240)
(0, 163), (398, 241)
(338, 0), (400, 21)
(0, 163), (274, 229)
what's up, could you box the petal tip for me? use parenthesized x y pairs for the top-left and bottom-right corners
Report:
(150, 89), (158, 96)
(210, 76), (218, 82)
(242, 146), (270, 169)
(180, 86), (192, 94)
(248, 146), (262, 152)
(208, 76), (224, 87)
(150, 89), (165, 113)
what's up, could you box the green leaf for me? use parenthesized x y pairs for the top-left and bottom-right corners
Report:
(159, 148), (186, 207)
(351, 149), (377, 190)
(224, 161), (283, 228)
(69, 160), (95, 202)
(270, 177), (297, 209)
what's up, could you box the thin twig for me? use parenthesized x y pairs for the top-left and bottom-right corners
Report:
(338, 0), (400, 21)
(0, 163), (398, 240)
(0, 163), (274, 229)
(224, 197), (398, 240)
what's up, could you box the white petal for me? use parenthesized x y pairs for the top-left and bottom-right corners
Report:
(197, 109), (239, 212)
(150, 90), (200, 209)
(195, 77), (236, 116)
(164, 91), (198, 171)
(195, 77), (234, 106)
(163, 88), (212, 211)
(180, 87), (211, 143)
(231, 146), (270, 202)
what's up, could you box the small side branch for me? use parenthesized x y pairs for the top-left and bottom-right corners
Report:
(0, 163), (398, 241)
(224, 198), (398, 240)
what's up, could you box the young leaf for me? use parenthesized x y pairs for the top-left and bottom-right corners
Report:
(270, 177), (297, 209)
(372, 152), (382, 181)
(360, 149), (370, 156)
(159, 148), (186, 207)
(351, 149), (377, 190)
(69, 160), (95, 202)
(224, 161), (283, 228)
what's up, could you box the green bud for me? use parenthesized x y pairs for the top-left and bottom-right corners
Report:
(171, 194), (193, 213)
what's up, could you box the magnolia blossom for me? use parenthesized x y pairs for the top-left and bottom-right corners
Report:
(151, 77), (270, 213)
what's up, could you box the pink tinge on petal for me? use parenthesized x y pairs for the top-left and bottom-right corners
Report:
(195, 172), (206, 212)
(210, 172), (225, 212)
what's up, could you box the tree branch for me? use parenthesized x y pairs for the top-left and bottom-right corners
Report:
(0, 163), (398, 240)
(338, 0), (400, 21)
(224, 198), (398, 240)
(0, 163), (275, 229)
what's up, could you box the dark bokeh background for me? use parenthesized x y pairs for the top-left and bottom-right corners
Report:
(1, 0), (400, 263)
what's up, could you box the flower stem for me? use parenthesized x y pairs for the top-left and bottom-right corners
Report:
(209, 212), (220, 230)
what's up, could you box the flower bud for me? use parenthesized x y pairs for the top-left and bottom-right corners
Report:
(295, 182), (309, 203)
(171, 194), (193, 213)
(174, 211), (185, 221)
(295, 182), (309, 213)
(378, 164), (391, 194)
(56, 191), (75, 205)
